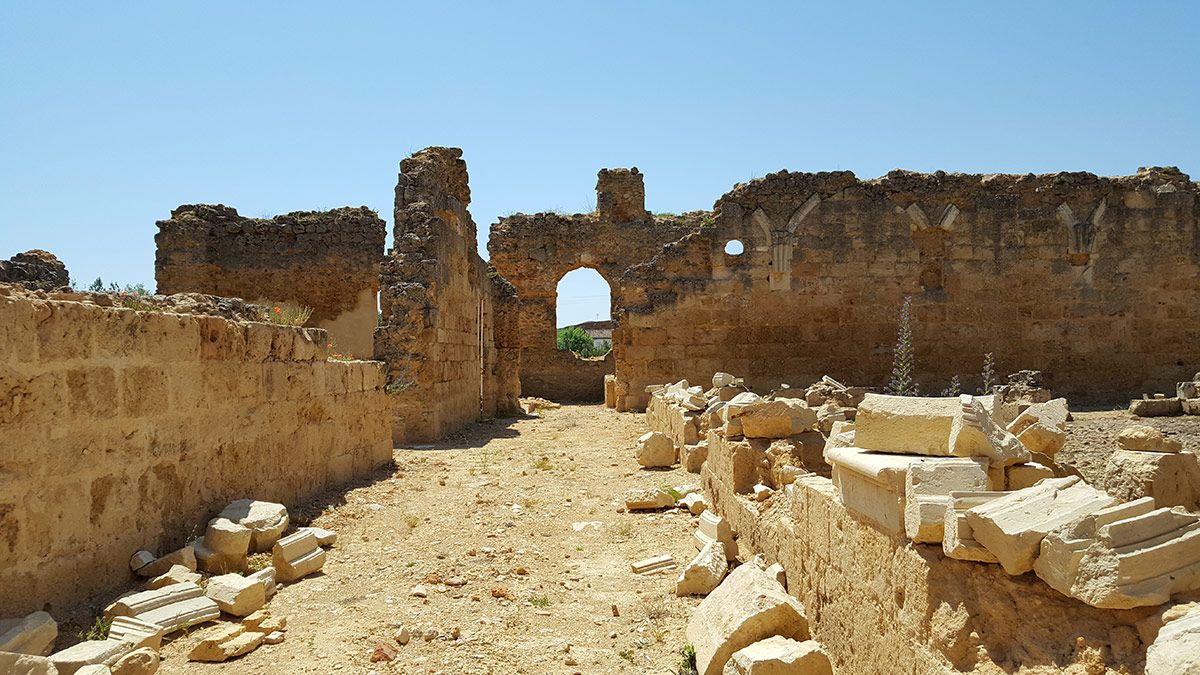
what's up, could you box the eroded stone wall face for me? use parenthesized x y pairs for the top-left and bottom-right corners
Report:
(0, 286), (392, 617)
(702, 432), (1148, 674)
(375, 147), (520, 443)
(155, 205), (386, 359)
(488, 170), (704, 401)
(0, 249), (70, 291)
(615, 168), (1200, 410)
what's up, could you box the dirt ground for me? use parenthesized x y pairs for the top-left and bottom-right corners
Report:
(156, 404), (701, 674)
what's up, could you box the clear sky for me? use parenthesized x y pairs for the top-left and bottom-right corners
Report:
(2, 3), (1197, 328)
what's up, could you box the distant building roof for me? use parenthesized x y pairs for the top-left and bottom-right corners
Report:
(567, 319), (613, 340)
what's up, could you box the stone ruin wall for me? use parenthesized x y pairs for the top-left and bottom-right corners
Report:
(0, 285), (392, 617)
(155, 205), (387, 359)
(701, 432), (1155, 674)
(376, 147), (521, 444)
(613, 167), (1200, 410)
(0, 249), (70, 291)
(488, 168), (703, 401)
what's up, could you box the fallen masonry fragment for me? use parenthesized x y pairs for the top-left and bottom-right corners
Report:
(723, 635), (833, 675)
(676, 541), (728, 597)
(219, 500), (289, 553)
(686, 563), (811, 675)
(272, 530), (326, 582)
(0, 611), (57, 657)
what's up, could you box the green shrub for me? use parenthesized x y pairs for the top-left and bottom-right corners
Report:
(556, 326), (609, 357)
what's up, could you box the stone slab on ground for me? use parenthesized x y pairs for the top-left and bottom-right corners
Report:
(676, 541), (728, 597)
(722, 636), (833, 675)
(0, 611), (57, 656)
(0, 651), (59, 675)
(686, 563), (810, 675)
(218, 500), (289, 553)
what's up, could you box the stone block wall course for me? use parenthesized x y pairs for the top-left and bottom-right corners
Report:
(0, 287), (392, 617)
(155, 204), (386, 358)
(615, 167), (1200, 410)
(375, 147), (520, 443)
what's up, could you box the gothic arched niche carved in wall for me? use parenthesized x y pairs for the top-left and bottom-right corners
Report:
(749, 193), (821, 291)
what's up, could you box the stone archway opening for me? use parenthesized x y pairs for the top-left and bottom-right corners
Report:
(554, 267), (613, 358)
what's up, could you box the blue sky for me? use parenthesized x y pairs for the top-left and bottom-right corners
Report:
(1, 3), (1197, 327)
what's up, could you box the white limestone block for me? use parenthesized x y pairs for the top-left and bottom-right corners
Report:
(637, 431), (676, 468)
(206, 574), (267, 617)
(943, 491), (1006, 563)
(1146, 604), (1200, 675)
(49, 639), (132, 674)
(134, 545), (196, 579)
(676, 541), (728, 597)
(855, 394), (988, 457)
(825, 446), (925, 535)
(624, 487), (675, 511)
(1005, 462), (1055, 491)
(248, 567), (278, 599)
(722, 636), (833, 675)
(1007, 398), (1069, 458)
(680, 493), (708, 515)
(0, 651), (59, 674)
(903, 457), (989, 543)
(135, 596), (220, 635)
(187, 624), (263, 663)
(739, 400), (818, 439)
(145, 564), (200, 590)
(686, 564), (810, 675)
(105, 616), (163, 651)
(723, 392), (763, 422)
(109, 647), (158, 675)
(1117, 425), (1183, 453)
(272, 530), (326, 582)
(218, 500), (289, 553)
(104, 583), (203, 621)
(0, 611), (57, 656)
(299, 526), (337, 547)
(965, 477), (1117, 575)
(695, 511), (737, 560)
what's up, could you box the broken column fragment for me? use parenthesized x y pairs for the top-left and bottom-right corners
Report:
(271, 530), (326, 582)
(194, 517), (252, 574)
(964, 476), (1117, 575)
(0, 611), (57, 657)
(104, 582), (220, 634)
(218, 500), (289, 553)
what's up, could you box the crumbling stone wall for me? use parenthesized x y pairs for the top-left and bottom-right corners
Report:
(614, 167), (1200, 410)
(488, 168), (704, 401)
(155, 205), (386, 358)
(0, 249), (70, 291)
(0, 285), (392, 617)
(702, 432), (1153, 674)
(376, 147), (521, 443)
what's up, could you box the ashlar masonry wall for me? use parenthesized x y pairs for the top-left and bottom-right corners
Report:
(489, 168), (704, 401)
(156, 205), (386, 359)
(614, 167), (1200, 410)
(375, 147), (520, 443)
(0, 285), (392, 617)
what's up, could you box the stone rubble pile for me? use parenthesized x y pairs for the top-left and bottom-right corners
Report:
(1129, 372), (1200, 417)
(0, 499), (335, 672)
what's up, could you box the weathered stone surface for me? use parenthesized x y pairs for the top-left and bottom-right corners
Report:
(681, 492), (708, 515)
(1117, 425), (1184, 453)
(105, 617), (163, 651)
(854, 394), (988, 457)
(109, 647), (158, 675)
(695, 511), (738, 559)
(187, 624), (262, 662)
(1037, 497), (1200, 608)
(722, 636), (833, 675)
(904, 458), (990, 543)
(637, 431), (677, 468)
(1097, 448), (1200, 510)
(966, 477), (1117, 575)
(943, 491), (1005, 563)
(624, 487), (676, 511)
(136, 596), (220, 635)
(1146, 603), (1200, 675)
(135, 546), (196, 579)
(104, 583), (203, 620)
(218, 500), (288, 553)
(271, 530), (326, 582)
(683, 441), (710, 473)
(194, 519), (251, 574)
(1007, 398), (1069, 458)
(206, 574), (267, 617)
(958, 396), (1032, 467)
(739, 400), (818, 439)
(0, 611), (57, 656)
(72, 667), (109, 675)
(1005, 462), (1055, 491)
(248, 567), (278, 599)
(676, 541), (728, 597)
(0, 250), (69, 291)
(1130, 398), (1184, 417)
(145, 564), (200, 590)
(49, 639), (132, 674)
(686, 563), (810, 675)
(298, 527), (337, 547)
(825, 446), (924, 535)
(0, 651), (59, 675)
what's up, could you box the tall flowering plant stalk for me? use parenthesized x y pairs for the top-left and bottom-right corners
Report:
(886, 296), (918, 395)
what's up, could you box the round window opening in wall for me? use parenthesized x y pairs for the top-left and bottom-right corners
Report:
(724, 239), (744, 255)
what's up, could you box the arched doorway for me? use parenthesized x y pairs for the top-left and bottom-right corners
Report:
(555, 267), (613, 358)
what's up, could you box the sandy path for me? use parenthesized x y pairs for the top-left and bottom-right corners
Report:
(156, 404), (699, 674)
